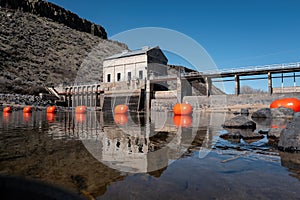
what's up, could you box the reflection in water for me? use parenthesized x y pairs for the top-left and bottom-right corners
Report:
(23, 113), (31, 123)
(114, 114), (128, 125)
(173, 115), (192, 127)
(3, 112), (11, 124)
(75, 113), (86, 123)
(1, 111), (300, 199)
(46, 113), (56, 123)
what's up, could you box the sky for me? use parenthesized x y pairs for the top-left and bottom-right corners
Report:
(48, 0), (300, 93)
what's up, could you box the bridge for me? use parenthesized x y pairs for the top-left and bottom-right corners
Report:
(182, 62), (300, 96)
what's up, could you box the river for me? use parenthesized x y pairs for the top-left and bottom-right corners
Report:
(1, 110), (300, 199)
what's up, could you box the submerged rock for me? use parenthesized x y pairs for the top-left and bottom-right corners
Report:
(278, 113), (300, 152)
(222, 116), (256, 129)
(220, 128), (264, 143)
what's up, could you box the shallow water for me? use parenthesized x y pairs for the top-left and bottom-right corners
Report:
(1, 110), (300, 199)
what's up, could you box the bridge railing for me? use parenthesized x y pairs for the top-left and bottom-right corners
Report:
(196, 62), (300, 75)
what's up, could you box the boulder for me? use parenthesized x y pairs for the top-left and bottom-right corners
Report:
(278, 113), (300, 151)
(271, 107), (294, 119)
(220, 128), (263, 142)
(222, 115), (256, 129)
(251, 108), (271, 118)
(268, 128), (284, 139)
(241, 108), (249, 116)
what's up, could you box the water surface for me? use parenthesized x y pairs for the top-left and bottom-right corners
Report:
(1, 110), (300, 199)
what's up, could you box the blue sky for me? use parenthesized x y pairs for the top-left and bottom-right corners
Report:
(48, 0), (300, 92)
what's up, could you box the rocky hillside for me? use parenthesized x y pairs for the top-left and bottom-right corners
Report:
(0, 3), (127, 94)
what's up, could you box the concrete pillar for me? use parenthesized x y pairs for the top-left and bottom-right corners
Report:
(235, 75), (240, 96)
(81, 87), (85, 106)
(72, 87), (76, 107)
(177, 77), (182, 102)
(268, 72), (273, 95)
(205, 77), (212, 97)
(146, 80), (151, 113)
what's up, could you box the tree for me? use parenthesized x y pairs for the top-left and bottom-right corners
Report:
(240, 85), (267, 94)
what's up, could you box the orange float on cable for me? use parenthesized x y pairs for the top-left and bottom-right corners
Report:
(270, 98), (300, 112)
(173, 103), (193, 115)
(114, 114), (128, 125)
(75, 106), (87, 114)
(23, 106), (32, 113)
(173, 115), (192, 128)
(3, 106), (12, 113)
(114, 105), (128, 114)
(46, 106), (57, 113)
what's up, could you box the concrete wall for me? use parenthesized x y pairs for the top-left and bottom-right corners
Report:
(183, 93), (300, 111)
(103, 54), (148, 83)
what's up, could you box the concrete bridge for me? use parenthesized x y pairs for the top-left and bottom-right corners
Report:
(183, 62), (300, 96)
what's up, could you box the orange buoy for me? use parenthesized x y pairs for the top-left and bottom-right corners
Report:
(75, 113), (86, 122)
(270, 98), (300, 112)
(75, 106), (87, 114)
(3, 106), (12, 113)
(173, 115), (192, 128)
(46, 106), (57, 113)
(114, 114), (128, 125)
(23, 106), (32, 113)
(173, 103), (193, 115)
(114, 105), (128, 114)
(46, 113), (55, 123)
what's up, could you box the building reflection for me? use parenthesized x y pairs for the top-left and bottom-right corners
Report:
(45, 111), (226, 174)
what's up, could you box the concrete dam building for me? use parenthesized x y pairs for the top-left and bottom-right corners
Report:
(55, 46), (222, 111)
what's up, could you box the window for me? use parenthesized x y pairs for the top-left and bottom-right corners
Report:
(127, 72), (131, 81)
(117, 73), (121, 81)
(107, 74), (111, 82)
(139, 70), (143, 79)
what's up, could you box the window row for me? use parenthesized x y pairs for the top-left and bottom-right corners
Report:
(106, 70), (144, 83)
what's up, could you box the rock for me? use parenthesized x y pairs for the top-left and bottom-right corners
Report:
(222, 115), (256, 129)
(220, 131), (241, 140)
(0, 0), (107, 39)
(241, 108), (249, 116)
(278, 113), (300, 152)
(251, 108), (271, 118)
(220, 128), (264, 142)
(258, 129), (270, 134)
(268, 128), (284, 139)
(0, 5), (127, 94)
(271, 107), (294, 119)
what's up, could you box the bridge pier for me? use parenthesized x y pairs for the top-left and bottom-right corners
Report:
(235, 75), (240, 96)
(177, 77), (182, 102)
(268, 72), (273, 95)
(205, 77), (212, 96)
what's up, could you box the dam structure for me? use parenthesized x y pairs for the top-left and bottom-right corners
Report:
(50, 47), (300, 111)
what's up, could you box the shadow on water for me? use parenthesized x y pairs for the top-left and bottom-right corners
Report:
(1, 111), (300, 199)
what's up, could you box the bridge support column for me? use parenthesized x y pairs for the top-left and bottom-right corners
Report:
(268, 72), (273, 95)
(235, 75), (240, 96)
(146, 80), (151, 113)
(205, 77), (212, 97)
(177, 77), (182, 102)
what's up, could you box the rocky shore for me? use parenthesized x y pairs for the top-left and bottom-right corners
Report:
(221, 107), (300, 152)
